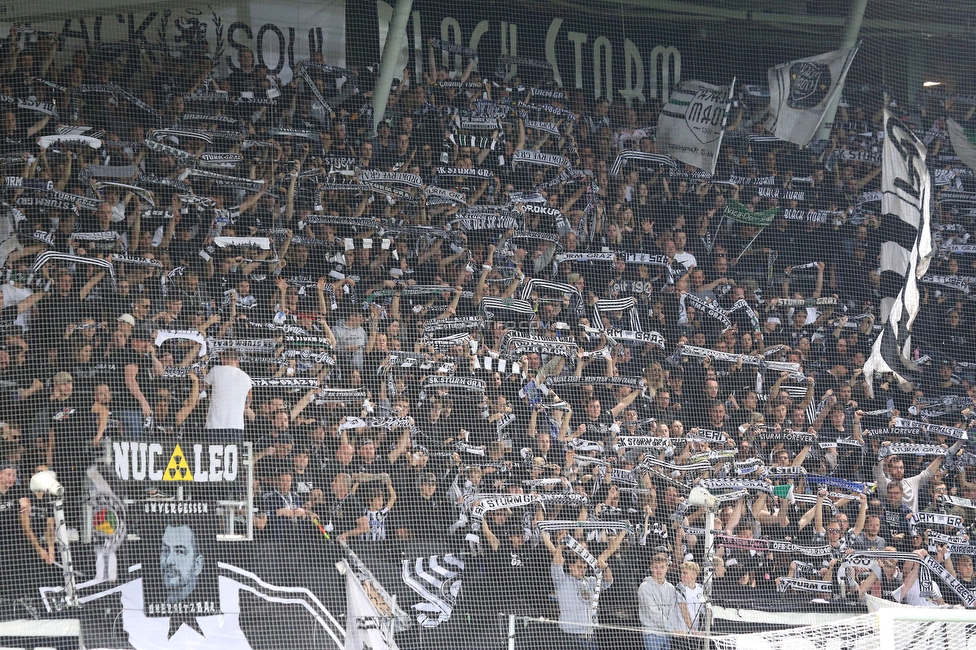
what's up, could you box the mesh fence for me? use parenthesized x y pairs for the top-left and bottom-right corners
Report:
(0, 0), (974, 649)
(884, 619), (976, 650)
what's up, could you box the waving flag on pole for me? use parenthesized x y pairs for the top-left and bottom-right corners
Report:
(863, 108), (934, 397)
(657, 79), (734, 174)
(766, 45), (860, 146)
(946, 117), (976, 174)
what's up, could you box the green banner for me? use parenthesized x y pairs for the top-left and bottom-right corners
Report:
(723, 200), (779, 227)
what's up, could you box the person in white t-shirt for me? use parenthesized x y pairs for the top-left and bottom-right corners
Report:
(675, 561), (705, 636)
(892, 550), (945, 607)
(672, 231), (697, 272)
(203, 349), (253, 440)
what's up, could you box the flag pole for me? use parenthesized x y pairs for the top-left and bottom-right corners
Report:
(734, 229), (766, 264)
(813, 0), (868, 141)
(708, 77), (736, 176)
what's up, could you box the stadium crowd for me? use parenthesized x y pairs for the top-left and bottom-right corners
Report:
(0, 27), (975, 650)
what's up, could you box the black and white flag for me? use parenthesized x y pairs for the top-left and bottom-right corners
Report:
(656, 80), (732, 174)
(863, 109), (934, 397)
(766, 45), (859, 146)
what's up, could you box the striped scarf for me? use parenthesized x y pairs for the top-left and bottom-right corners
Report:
(592, 297), (641, 331)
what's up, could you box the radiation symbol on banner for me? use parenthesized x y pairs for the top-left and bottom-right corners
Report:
(163, 443), (194, 481)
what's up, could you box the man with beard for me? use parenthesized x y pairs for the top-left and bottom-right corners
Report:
(159, 523), (204, 603)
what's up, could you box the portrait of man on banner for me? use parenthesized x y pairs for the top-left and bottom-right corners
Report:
(139, 510), (222, 628)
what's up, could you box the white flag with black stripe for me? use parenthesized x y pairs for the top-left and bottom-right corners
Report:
(345, 562), (399, 650)
(766, 45), (859, 146)
(863, 109), (934, 397)
(656, 80), (733, 174)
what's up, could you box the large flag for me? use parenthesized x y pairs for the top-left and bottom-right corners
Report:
(345, 562), (399, 650)
(863, 109), (934, 397)
(657, 80), (733, 174)
(766, 45), (860, 146)
(946, 117), (976, 174)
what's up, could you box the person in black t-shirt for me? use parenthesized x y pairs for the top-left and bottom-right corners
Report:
(290, 447), (320, 506)
(0, 461), (51, 607)
(110, 326), (159, 438)
(321, 472), (362, 539)
(394, 472), (455, 548)
(42, 371), (88, 529)
(945, 554), (976, 606)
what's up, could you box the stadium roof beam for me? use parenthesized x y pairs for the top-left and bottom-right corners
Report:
(602, 0), (976, 39)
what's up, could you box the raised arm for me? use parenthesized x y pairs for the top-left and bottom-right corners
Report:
(175, 373), (201, 426)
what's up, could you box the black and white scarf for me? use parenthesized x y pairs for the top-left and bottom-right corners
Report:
(545, 375), (644, 390)
(209, 338), (278, 353)
(877, 443), (947, 460)
(3, 177), (51, 191)
(382, 351), (454, 374)
(197, 153), (244, 170)
(523, 119), (560, 136)
(421, 376), (486, 392)
(616, 436), (673, 450)
(519, 278), (584, 317)
(622, 253), (685, 283)
(862, 426), (923, 439)
(782, 208), (842, 224)
(301, 215), (379, 230)
(339, 416), (413, 431)
(16, 196), (77, 214)
(315, 388), (369, 403)
(453, 114), (502, 131)
(502, 332), (578, 357)
(891, 417), (968, 441)
(214, 236), (271, 250)
(755, 429), (817, 445)
(555, 252), (616, 263)
(495, 53), (553, 80)
(422, 332), (472, 351)
(464, 492), (542, 519)
(591, 297), (641, 331)
(909, 511), (965, 530)
(112, 253), (162, 268)
(251, 377), (320, 388)
(153, 128), (213, 144)
(359, 170), (423, 187)
(636, 457), (714, 475)
(429, 38), (477, 60)
(29, 250), (114, 281)
(512, 150), (571, 168)
(776, 577), (833, 594)
(480, 297), (535, 318)
(448, 212), (523, 232)
(609, 151), (676, 176)
(423, 316), (486, 335)
(296, 65), (334, 115)
(688, 428), (730, 445)
(846, 551), (976, 607)
(424, 185), (468, 206)
(182, 168), (265, 192)
(435, 167), (494, 179)
(78, 165), (141, 181)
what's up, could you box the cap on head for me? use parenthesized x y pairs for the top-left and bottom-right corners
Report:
(131, 326), (154, 342)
